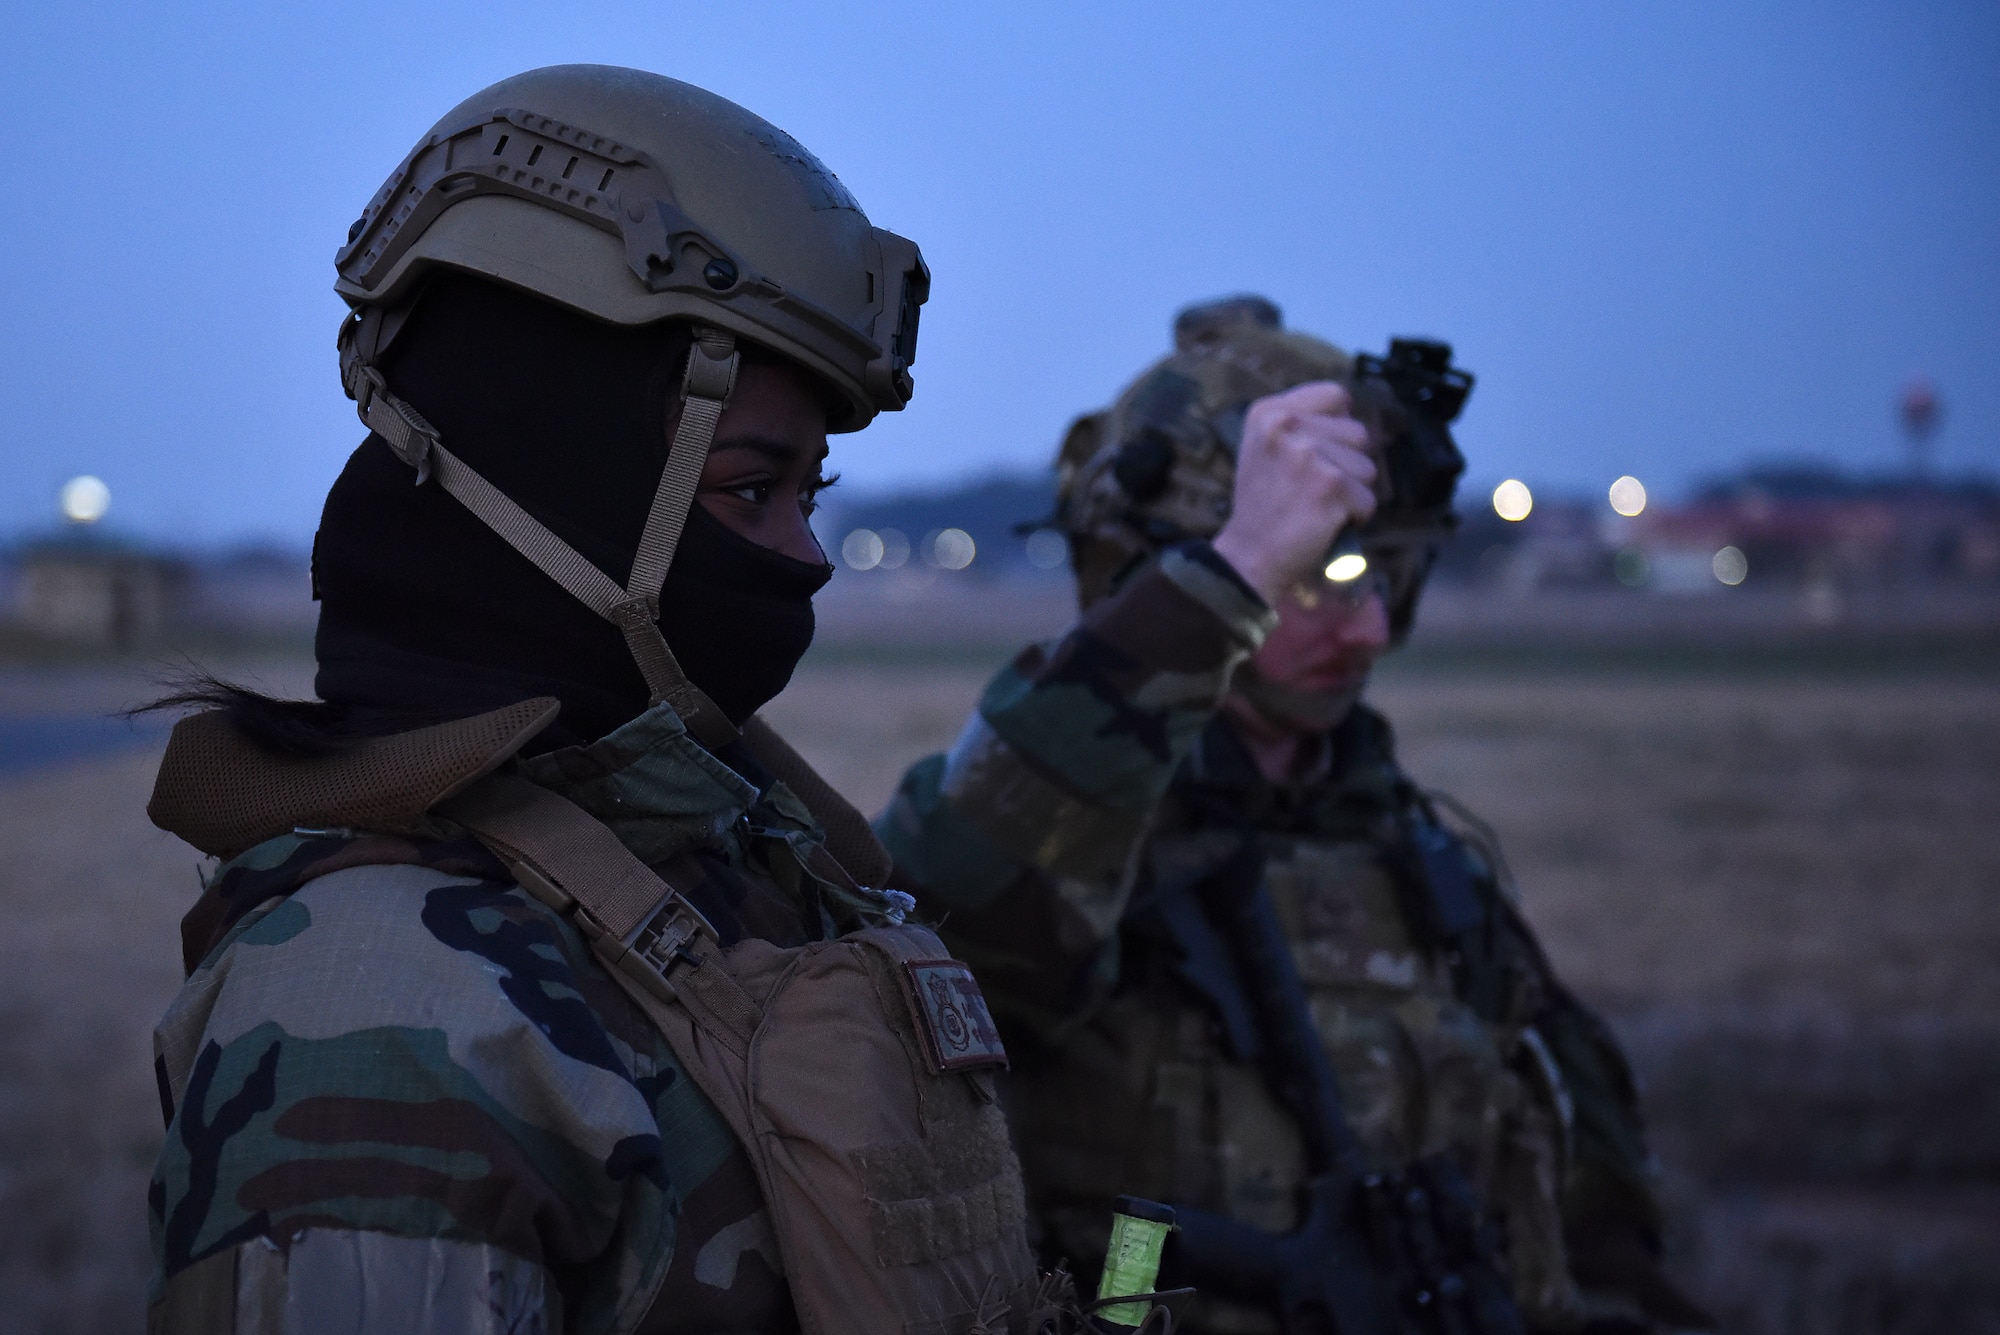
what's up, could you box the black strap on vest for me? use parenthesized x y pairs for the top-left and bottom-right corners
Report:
(1138, 837), (1526, 1335)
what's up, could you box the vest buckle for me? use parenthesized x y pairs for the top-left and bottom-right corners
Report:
(615, 892), (720, 1003)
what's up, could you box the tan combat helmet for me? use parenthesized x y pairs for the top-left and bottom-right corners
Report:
(1054, 295), (1469, 642)
(331, 65), (929, 747)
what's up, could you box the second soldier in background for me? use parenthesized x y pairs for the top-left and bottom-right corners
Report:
(878, 297), (1714, 1333)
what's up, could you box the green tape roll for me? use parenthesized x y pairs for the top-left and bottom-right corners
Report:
(1096, 1196), (1175, 1327)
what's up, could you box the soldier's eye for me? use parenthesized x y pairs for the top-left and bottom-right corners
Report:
(801, 471), (839, 516)
(723, 479), (776, 505)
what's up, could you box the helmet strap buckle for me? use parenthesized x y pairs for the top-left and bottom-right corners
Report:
(683, 326), (740, 399)
(351, 365), (439, 486)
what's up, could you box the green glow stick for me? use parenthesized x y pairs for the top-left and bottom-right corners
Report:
(1096, 1195), (1177, 1327)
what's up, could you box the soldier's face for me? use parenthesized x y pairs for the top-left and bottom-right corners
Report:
(1247, 578), (1393, 699)
(694, 358), (835, 565)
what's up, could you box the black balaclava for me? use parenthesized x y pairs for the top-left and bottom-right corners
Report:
(312, 273), (831, 751)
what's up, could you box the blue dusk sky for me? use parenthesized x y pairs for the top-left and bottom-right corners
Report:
(1, 0), (1995, 545)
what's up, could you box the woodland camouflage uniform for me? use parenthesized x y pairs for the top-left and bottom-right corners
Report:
(877, 300), (1708, 1333)
(145, 65), (1046, 1335)
(151, 704), (932, 1333)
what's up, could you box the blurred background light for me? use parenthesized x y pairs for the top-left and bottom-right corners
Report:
(1713, 545), (1750, 585)
(841, 528), (885, 570)
(1609, 475), (1648, 516)
(928, 527), (976, 570)
(58, 476), (110, 525)
(1494, 479), (1534, 522)
(877, 528), (911, 569)
(1024, 528), (1068, 570)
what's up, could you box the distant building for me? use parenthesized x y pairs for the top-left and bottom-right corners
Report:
(183, 544), (316, 637)
(1434, 467), (2000, 595)
(13, 533), (185, 647)
(1632, 468), (2000, 589)
(1433, 498), (1612, 590)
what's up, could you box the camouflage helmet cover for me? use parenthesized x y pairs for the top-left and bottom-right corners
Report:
(1054, 296), (1462, 638)
(1056, 296), (1353, 602)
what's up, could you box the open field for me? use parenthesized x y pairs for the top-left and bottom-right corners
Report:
(773, 665), (2000, 1020)
(2, 648), (1996, 1332)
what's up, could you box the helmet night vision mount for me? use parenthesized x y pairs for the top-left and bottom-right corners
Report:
(1351, 338), (1472, 522)
(1054, 297), (1474, 641)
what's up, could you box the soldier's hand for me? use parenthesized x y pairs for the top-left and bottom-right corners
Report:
(1211, 381), (1378, 605)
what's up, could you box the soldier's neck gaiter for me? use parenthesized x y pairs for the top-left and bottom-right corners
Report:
(311, 273), (828, 751)
(1228, 665), (1367, 735)
(656, 502), (831, 723)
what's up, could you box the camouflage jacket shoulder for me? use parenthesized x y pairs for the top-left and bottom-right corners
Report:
(149, 703), (839, 1335)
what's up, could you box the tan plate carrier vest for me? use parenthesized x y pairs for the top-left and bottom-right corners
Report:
(149, 701), (1040, 1335)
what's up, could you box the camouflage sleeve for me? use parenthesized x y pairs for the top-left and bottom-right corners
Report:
(877, 544), (1274, 1037)
(148, 862), (739, 1335)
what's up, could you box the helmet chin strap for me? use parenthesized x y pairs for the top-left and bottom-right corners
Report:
(339, 316), (744, 750)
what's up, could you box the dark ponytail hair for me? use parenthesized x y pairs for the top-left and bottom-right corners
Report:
(137, 672), (464, 758)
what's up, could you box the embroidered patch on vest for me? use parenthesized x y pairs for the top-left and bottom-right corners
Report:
(902, 960), (1008, 1072)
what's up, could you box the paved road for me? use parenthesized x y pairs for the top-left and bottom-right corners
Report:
(0, 713), (170, 777)
(0, 657), (312, 779)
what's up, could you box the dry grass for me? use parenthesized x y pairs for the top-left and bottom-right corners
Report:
(772, 668), (2000, 1022)
(1365, 676), (2000, 1022)
(4, 658), (1995, 1331)
(0, 749), (200, 1332)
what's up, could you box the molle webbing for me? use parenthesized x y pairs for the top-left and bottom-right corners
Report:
(338, 312), (742, 750)
(441, 772), (682, 941)
(438, 772), (766, 1053)
(439, 776), (1036, 1333)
